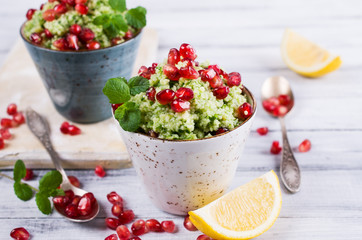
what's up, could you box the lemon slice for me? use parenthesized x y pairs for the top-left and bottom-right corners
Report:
(281, 29), (342, 77)
(188, 170), (282, 240)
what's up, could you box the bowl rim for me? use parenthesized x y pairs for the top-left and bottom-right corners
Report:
(19, 22), (143, 54)
(118, 85), (257, 143)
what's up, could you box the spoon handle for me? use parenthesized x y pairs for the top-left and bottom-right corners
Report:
(279, 117), (301, 193)
(25, 108), (70, 185)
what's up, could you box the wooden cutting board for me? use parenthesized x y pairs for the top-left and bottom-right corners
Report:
(0, 28), (158, 169)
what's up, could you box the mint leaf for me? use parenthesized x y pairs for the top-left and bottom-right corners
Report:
(38, 170), (63, 194)
(115, 102), (141, 132)
(103, 23), (119, 38)
(14, 159), (26, 182)
(35, 192), (52, 215)
(93, 14), (110, 26)
(49, 188), (65, 197)
(125, 7), (147, 29)
(103, 77), (131, 104)
(112, 14), (129, 33)
(109, 0), (126, 12)
(128, 76), (150, 96)
(14, 182), (33, 201)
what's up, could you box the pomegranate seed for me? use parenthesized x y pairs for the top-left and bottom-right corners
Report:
(215, 127), (228, 135)
(256, 127), (269, 136)
(179, 66), (199, 79)
(104, 234), (118, 240)
(201, 68), (216, 82)
(213, 86), (230, 99)
(163, 64), (180, 81)
(79, 28), (95, 43)
(30, 33), (42, 45)
(131, 219), (148, 236)
(78, 195), (92, 216)
(26, 9), (36, 20)
(161, 220), (176, 233)
(54, 3), (67, 15)
(168, 48), (180, 65)
(183, 215), (197, 231)
(179, 43), (197, 61)
(64, 0), (75, 6)
(146, 219), (163, 232)
(44, 29), (53, 38)
(65, 190), (75, 199)
(197, 234), (212, 240)
(0, 139), (5, 150)
(7, 103), (17, 115)
(175, 87), (194, 101)
(146, 87), (156, 101)
(42, 9), (56, 21)
(66, 34), (80, 50)
(111, 37), (124, 46)
(86, 41), (101, 50)
(227, 72), (242, 87)
(270, 141), (282, 154)
(238, 102), (253, 120)
(182, 59), (193, 67)
(75, 4), (88, 14)
(68, 125), (81, 135)
(152, 63), (158, 68)
(0, 128), (12, 140)
(23, 169), (34, 181)
(13, 112), (25, 125)
(299, 139), (311, 152)
(208, 64), (221, 75)
(118, 210), (135, 224)
(68, 175), (80, 187)
(112, 104), (122, 113)
(71, 195), (81, 205)
(116, 225), (131, 239)
(69, 24), (82, 35)
(40, 3), (45, 10)
(171, 99), (190, 112)
(124, 30), (133, 40)
(95, 165), (106, 177)
(83, 192), (96, 205)
(60, 121), (70, 134)
(107, 191), (123, 204)
(75, 0), (87, 3)
(208, 75), (223, 88)
(278, 94), (291, 106)
(106, 218), (121, 230)
(10, 227), (30, 240)
(65, 204), (79, 218)
(138, 66), (152, 79)
(52, 196), (70, 207)
(273, 105), (288, 117)
(53, 38), (68, 50)
(112, 204), (124, 217)
(1, 118), (13, 128)
(156, 89), (175, 105)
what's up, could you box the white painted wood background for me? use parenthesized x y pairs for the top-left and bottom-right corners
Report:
(1, 0), (362, 239)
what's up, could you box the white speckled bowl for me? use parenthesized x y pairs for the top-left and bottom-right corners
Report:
(116, 87), (256, 215)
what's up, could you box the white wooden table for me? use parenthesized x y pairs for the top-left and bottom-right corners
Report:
(1, 0), (362, 239)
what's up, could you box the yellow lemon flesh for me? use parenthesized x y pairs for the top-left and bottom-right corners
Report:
(189, 170), (282, 240)
(281, 29), (342, 78)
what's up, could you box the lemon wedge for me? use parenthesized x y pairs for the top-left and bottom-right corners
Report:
(281, 28), (342, 77)
(188, 170), (282, 240)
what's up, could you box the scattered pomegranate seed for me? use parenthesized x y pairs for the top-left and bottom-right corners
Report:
(237, 102), (253, 120)
(171, 99), (190, 112)
(215, 127), (228, 135)
(95, 165), (106, 177)
(10, 227), (30, 240)
(273, 105), (288, 117)
(78, 195), (92, 215)
(60, 121), (70, 134)
(112, 204), (124, 217)
(299, 139), (311, 152)
(146, 219), (163, 232)
(30, 33), (42, 45)
(183, 215), (198, 231)
(156, 89), (175, 105)
(0, 139), (4, 150)
(107, 191), (123, 204)
(69, 24), (82, 35)
(163, 64), (180, 81)
(54, 3), (67, 15)
(65, 204), (79, 218)
(42, 9), (56, 21)
(161, 220), (176, 233)
(68, 175), (80, 187)
(208, 75), (223, 89)
(179, 43), (197, 61)
(118, 210), (135, 224)
(26, 9), (36, 20)
(175, 87), (194, 101)
(179, 66), (199, 79)
(65, 189), (75, 199)
(44, 29), (53, 38)
(66, 34), (80, 50)
(79, 28), (95, 43)
(106, 218), (121, 230)
(86, 41), (101, 50)
(278, 94), (291, 106)
(1, 118), (13, 128)
(75, 3), (88, 14)
(208, 64), (221, 75)
(200, 68), (216, 82)
(112, 104), (122, 113)
(167, 48), (180, 65)
(256, 127), (269, 136)
(270, 141), (282, 154)
(197, 234), (212, 240)
(0, 128), (12, 140)
(53, 38), (68, 50)
(23, 169), (34, 181)
(213, 86), (230, 99)
(227, 72), (242, 87)
(71, 195), (81, 205)
(7, 103), (17, 115)
(131, 219), (148, 236)
(138, 66), (152, 79)
(52, 196), (69, 207)
(68, 125), (81, 135)
(13, 112), (25, 125)
(104, 234), (118, 240)
(116, 225), (131, 239)
(146, 87), (156, 101)
(124, 30), (133, 40)
(75, 0), (87, 3)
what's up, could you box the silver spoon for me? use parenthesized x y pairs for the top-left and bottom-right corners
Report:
(261, 76), (301, 193)
(25, 108), (99, 222)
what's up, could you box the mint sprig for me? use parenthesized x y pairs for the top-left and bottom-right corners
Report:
(128, 76), (150, 96)
(103, 77), (131, 104)
(125, 7), (147, 29)
(115, 102), (141, 132)
(109, 0), (126, 12)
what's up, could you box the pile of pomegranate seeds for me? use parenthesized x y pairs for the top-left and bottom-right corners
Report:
(59, 121), (81, 135)
(270, 141), (282, 154)
(299, 139), (311, 152)
(10, 227), (30, 240)
(95, 165), (106, 178)
(256, 127), (269, 136)
(262, 94), (292, 117)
